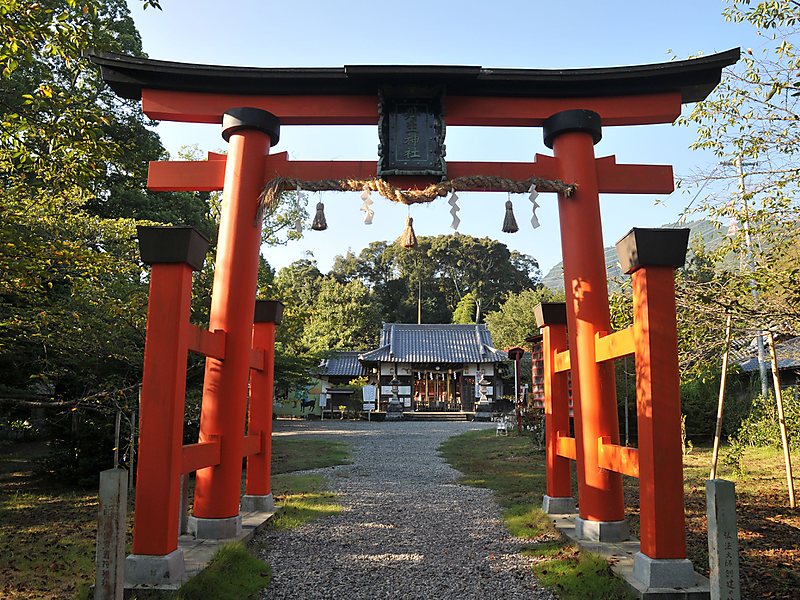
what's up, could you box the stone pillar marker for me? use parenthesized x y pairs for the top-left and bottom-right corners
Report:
(95, 468), (127, 600)
(707, 479), (741, 600)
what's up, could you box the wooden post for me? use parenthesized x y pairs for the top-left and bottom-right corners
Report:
(244, 300), (282, 509)
(128, 405), (137, 493)
(535, 303), (573, 512)
(617, 228), (696, 587)
(710, 314), (733, 480)
(179, 473), (190, 535)
(766, 331), (796, 509)
(630, 261), (688, 559)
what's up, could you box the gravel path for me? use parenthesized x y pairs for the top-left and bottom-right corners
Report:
(254, 420), (555, 600)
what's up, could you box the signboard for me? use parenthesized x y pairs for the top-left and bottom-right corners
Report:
(319, 392), (327, 408)
(377, 93), (446, 178)
(362, 385), (376, 403)
(362, 385), (376, 412)
(380, 385), (412, 396)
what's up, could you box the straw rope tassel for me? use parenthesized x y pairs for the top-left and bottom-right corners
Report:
(311, 201), (327, 231)
(399, 215), (417, 248)
(502, 198), (519, 233)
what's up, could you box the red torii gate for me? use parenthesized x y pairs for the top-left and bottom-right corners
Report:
(90, 49), (738, 590)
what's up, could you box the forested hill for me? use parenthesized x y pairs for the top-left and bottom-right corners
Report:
(541, 220), (723, 291)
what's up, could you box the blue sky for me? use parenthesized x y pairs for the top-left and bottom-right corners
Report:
(125, 0), (763, 275)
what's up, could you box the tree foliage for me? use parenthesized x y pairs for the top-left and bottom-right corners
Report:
(484, 288), (565, 351)
(324, 233), (541, 327)
(677, 0), (800, 354)
(0, 1), (210, 483)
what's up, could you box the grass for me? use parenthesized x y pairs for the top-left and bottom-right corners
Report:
(440, 430), (800, 600)
(173, 436), (348, 598)
(0, 441), (110, 600)
(625, 444), (800, 600)
(175, 543), (271, 600)
(439, 429), (633, 600)
(271, 437), (350, 474)
(0, 433), (350, 599)
(268, 473), (343, 530)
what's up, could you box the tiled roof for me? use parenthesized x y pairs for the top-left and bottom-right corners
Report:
(740, 336), (800, 372)
(316, 351), (368, 377)
(359, 323), (506, 364)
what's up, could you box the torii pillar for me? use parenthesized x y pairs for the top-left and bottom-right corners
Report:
(190, 107), (281, 538)
(544, 110), (627, 541)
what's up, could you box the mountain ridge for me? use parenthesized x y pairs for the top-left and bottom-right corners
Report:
(541, 220), (722, 292)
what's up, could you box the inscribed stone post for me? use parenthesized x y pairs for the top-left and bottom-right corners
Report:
(95, 468), (127, 600)
(706, 479), (740, 600)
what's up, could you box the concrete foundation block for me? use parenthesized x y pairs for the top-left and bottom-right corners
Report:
(575, 517), (629, 543)
(125, 549), (185, 586)
(240, 493), (274, 513)
(542, 495), (576, 514)
(188, 515), (242, 539)
(633, 552), (696, 589)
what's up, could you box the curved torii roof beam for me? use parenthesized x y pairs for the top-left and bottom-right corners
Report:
(89, 49), (740, 126)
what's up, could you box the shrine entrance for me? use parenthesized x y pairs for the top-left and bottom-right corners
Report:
(412, 369), (461, 412)
(90, 48), (739, 592)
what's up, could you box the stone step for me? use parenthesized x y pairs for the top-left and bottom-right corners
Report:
(403, 412), (472, 422)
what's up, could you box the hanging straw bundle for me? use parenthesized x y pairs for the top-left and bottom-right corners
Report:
(398, 216), (417, 248)
(502, 199), (519, 233)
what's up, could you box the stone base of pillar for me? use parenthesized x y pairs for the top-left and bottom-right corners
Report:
(125, 549), (185, 586)
(542, 495), (576, 514)
(633, 552), (696, 589)
(188, 515), (242, 539)
(575, 517), (629, 543)
(474, 400), (493, 421)
(240, 493), (274, 513)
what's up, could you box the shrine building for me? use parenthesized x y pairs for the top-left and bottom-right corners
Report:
(358, 323), (506, 413)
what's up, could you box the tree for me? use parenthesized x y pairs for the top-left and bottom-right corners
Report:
(327, 234), (541, 325)
(272, 258), (323, 356)
(0, 1), (213, 485)
(0, 0), (192, 401)
(427, 234), (540, 321)
(484, 288), (565, 350)
(677, 0), (800, 344)
(452, 292), (478, 324)
(302, 278), (381, 353)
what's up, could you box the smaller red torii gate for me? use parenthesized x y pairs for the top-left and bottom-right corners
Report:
(90, 49), (738, 591)
(536, 226), (694, 586)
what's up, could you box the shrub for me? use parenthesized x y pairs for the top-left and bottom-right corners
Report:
(732, 388), (799, 452)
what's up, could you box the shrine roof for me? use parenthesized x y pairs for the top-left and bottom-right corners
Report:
(89, 49), (739, 104)
(315, 351), (368, 378)
(740, 336), (800, 372)
(359, 323), (506, 365)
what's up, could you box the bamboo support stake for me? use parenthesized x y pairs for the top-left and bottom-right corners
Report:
(710, 313), (733, 480)
(129, 408), (137, 492)
(113, 409), (122, 468)
(766, 331), (796, 509)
